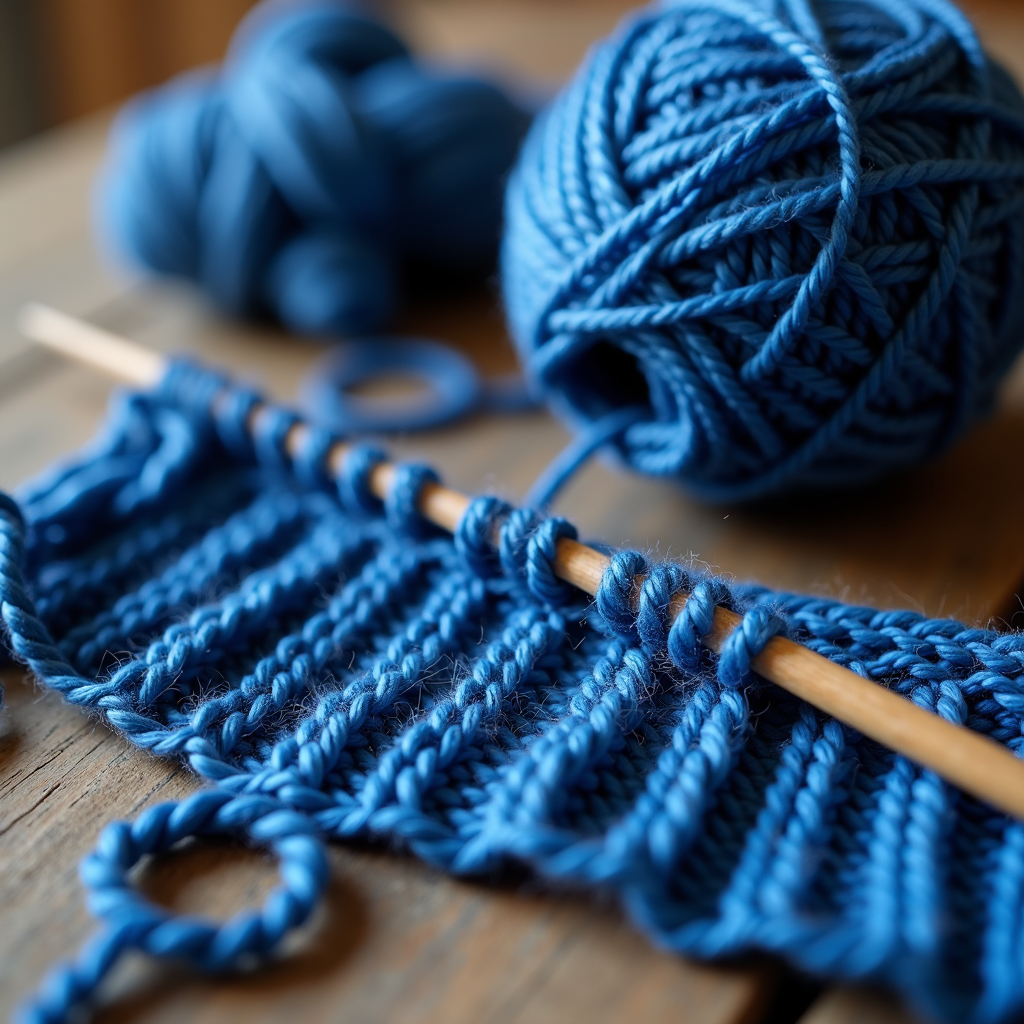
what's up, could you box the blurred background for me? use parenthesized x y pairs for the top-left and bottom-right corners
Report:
(0, 0), (252, 147)
(0, 0), (1022, 152)
(0, 0), (1022, 153)
(0, 0), (645, 151)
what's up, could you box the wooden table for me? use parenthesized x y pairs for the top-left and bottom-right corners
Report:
(3, 2), (1024, 1022)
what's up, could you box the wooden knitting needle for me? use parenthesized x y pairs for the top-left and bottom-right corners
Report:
(18, 302), (1024, 821)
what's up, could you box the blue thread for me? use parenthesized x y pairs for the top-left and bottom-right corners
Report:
(384, 463), (440, 535)
(717, 601), (789, 688)
(98, 0), (529, 336)
(497, 506), (541, 583)
(636, 562), (690, 655)
(299, 336), (482, 433)
(502, 0), (1024, 501)
(22, 791), (328, 1024)
(297, 337), (537, 436)
(455, 496), (511, 578)
(596, 549), (650, 639)
(212, 386), (261, 458)
(8, 366), (1024, 1022)
(524, 405), (646, 510)
(667, 577), (730, 673)
(336, 442), (386, 513)
(291, 423), (336, 489)
(252, 406), (300, 469)
(525, 516), (579, 605)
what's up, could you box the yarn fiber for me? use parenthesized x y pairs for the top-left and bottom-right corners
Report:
(503, 0), (1024, 501)
(98, 0), (529, 337)
(9, 367), (1024, 1023)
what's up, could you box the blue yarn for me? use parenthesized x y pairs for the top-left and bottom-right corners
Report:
(97, 0), (529, 337)
(9, 365), (1024, 1022)
(300, 337), (480, 432)
(298, 336), (535, 434)
(502, 0), (1024, 501)
(524, 405), (647, 509)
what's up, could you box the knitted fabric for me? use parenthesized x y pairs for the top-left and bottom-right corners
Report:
(502, 0), (1024, 501)
(5, 364), (1024, 1024)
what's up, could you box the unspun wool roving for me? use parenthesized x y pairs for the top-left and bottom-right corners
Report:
(98, 0), (529, 337)
(502, 0), (1024, 501)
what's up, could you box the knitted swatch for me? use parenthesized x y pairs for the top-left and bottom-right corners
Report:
(5, 363), (1024, 1024)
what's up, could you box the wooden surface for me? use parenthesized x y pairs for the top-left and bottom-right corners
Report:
(3, 2), (1024, 1022)
(799, 989), (914, 1024)
(0, 678), (768, 1024)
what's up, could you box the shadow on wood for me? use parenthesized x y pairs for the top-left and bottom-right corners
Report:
(95, 851), (370, 1023)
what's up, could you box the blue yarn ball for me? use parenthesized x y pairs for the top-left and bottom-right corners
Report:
(98, 0), (529, 337)
(502, 0), (1024, 501)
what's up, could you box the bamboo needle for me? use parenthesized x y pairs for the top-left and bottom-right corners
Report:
(18, 302), (1024, 820)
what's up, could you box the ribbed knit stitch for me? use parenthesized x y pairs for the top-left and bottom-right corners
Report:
(4, 363), (1024, 1023)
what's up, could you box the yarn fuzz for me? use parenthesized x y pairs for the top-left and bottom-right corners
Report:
(98, 0), (529, 337)
(8, 366), (1024, 1023)
(503, 0), (1024, 500)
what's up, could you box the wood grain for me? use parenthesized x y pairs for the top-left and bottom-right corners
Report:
(4, 3), (1024, 1023)
(0, 665), (766, 1024)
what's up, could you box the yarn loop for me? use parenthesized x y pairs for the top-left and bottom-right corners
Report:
(21, 791), (328, 1024)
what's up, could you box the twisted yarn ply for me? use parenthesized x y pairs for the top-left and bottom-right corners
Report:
(98, 0), (529, 337)
(8, 366), (1024, 1023)
(503, 0), (1024, 500)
